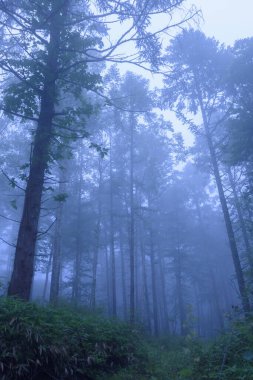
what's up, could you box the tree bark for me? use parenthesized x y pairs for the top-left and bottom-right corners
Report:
(8, 1), (67, 300)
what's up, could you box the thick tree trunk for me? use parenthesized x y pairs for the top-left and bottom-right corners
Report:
(8, 3), (66, 299)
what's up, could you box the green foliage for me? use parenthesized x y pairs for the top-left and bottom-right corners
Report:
(102, 334), (201, 380)
(106, 320), (253, 379)
(1, 299), (253, 379)
(53, 192), (68, 202)
(0, 298), (145, 380)
(192, 317), (253, 379)
(10, 200), (18, 210)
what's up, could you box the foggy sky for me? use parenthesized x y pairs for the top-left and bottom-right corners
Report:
(191, 0), (253, 45)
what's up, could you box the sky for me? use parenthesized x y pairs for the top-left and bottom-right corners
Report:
(162, 0), (253, 145)
(191, 0), (253, 45)
(107, 0), (253, 145)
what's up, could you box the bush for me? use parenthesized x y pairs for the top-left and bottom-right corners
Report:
(192, 317), (253, 379)
(2, 298), (253, 379)
(0, 298), (146, 379)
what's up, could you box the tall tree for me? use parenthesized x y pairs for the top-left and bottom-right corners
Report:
(163, 29), (251, 313)
(0, 0), (194, 300)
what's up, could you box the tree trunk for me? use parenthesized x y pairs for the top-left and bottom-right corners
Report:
(119, 228), (127, 319)
(175, 247), (186, 336)
(129, 112), (135, 323)
(158, 248), (170, 333)
(8, 2), (67, 300)
(140, 235), (152, 332)
(49, 167), (66, 305)
(42, 245), (53, 302)
(197, 91), (251, 314)
(109, 133), (117, 317)
(149, 228), (159, 335)
(105, 243), (111, 315)
(72, 156), (83, 305)
(90, 159), (102, 309)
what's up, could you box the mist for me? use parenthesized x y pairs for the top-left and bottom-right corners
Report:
(0, 1), (253, 379)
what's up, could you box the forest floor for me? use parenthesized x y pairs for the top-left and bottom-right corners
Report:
(0, 298), (253, 379)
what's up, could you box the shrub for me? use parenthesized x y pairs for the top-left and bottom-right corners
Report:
(0, 298), (145, 379)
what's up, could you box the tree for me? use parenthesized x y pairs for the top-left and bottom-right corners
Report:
(0, 0), (195, 301)
(224, 38), (253, 166)
(163, 29), (251, 313)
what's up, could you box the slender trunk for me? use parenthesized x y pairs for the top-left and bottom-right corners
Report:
(149, 228), (159, 335)
(8, 1), (67, 300)
(194, 283), (201, 336)
(141, 240), (152, 332)
(90, 159), (102, 309)
(158, 249), (170, 333)
(228, 167), (253, 272)
(72, 156), (83, 305)
(49, 167), (66, 305)
(175, 247), (186, 336)
(119, 228), (127, 319)
(129, 113), (135, 323)
(197, 90), (251, 313)
(42, 245), (53, 302)
(109, 134), (117, 317)
(105, 243), (111, 315)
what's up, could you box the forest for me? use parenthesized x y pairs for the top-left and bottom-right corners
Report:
(0, 0), (253, 379)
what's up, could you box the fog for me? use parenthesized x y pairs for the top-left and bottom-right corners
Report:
(0, 0), (253, 340)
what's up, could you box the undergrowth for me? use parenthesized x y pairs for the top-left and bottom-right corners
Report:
(0, 298), (145, 379)
(1, 298), (253, 379)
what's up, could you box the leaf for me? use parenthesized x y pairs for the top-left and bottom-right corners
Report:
(19, 163), (30, 170)
(242, 351), (253, 361)
(53, 193), (68, 202)
(179, 367), (193, 377)
(10, 200), (17, 210)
